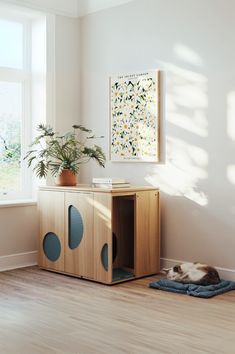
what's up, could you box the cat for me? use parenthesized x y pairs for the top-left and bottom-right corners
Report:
(163, 262), (221, 285)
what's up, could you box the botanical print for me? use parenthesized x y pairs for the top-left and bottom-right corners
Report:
(110, 71), (160, 162)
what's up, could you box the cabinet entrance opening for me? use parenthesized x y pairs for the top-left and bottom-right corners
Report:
(112, 195), (135, 282)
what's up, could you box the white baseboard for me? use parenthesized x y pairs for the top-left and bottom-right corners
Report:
(0, 251), (38, 272)
(1, 252), (234, 281)
(161, 258), (235, 281)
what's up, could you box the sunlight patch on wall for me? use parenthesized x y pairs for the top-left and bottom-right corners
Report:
(145, 136), (208, 206)
(159, 61), (208, 137)
(227, 92), (235, 141)
(173, 43), (203, 67)
(227, 165), (235, 185)
(170, 83), (207, 109)
(149, 60), (209, 206)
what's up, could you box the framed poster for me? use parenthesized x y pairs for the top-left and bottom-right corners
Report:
(110, 70), (161, 162)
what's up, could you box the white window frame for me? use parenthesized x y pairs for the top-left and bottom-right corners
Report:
(0, 5), (55, 203)
(0, 14), (32, 200)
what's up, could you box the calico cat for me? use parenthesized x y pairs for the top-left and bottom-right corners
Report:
(163, 262), (221, 285)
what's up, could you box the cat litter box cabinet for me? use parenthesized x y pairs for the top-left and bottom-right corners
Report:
(38, 185), (160, 284)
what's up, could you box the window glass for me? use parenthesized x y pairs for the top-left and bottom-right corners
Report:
(0, 81), (22, 194)
(0, 19), (23, 69)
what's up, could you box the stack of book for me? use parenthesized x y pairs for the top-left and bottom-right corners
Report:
(92, 178), (130, 188)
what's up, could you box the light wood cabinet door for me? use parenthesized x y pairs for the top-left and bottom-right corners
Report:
(38, 190), (65, 271)
(93, 193), (112, 284)
(38, 186), (160, 283)
(64, 192), (94, 279)
(135, 190), (160, 276)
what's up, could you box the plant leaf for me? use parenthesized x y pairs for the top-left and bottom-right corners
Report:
(72, 125), (92, 133)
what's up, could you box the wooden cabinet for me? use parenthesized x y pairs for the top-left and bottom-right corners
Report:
(93, 192), (113, 283)
(39, 190), (65, 272)
(64, 192), (94, 279)
(38, 185), (160, 284)
(135, 190), (160, 276)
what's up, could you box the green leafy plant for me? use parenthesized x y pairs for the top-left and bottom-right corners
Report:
(24, 124), (106, 178)
(0, 135), (21, 163)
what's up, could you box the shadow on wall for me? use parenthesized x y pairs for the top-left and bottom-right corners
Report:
(144, 44), (235, 268)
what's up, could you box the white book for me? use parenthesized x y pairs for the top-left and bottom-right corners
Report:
(93, 183), (130, 189)
(92, 177), (127, 184)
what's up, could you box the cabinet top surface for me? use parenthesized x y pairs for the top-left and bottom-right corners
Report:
(39, 184), (159, 193)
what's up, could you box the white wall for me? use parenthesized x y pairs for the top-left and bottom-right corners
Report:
(0, 204), (38, 257)
(55, 15), (80, 132)
(80, 0), (235, 276)
(3, 0), (235, 278)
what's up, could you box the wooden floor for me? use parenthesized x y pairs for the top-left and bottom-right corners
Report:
(0, 268), (235, 354)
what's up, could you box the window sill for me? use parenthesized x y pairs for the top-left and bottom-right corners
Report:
(0, 200), (37, 208)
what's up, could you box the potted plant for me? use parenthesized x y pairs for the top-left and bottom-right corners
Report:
(24, 124), (106, 186)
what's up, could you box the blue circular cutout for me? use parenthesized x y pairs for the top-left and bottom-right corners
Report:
(101, 243), (108, 271)
(68, 205), (84, 249)
(43, 232), (61, 262)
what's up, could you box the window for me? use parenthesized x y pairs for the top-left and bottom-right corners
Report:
(0, 16), (31, 200)
(0, 82), (22, 195)
(0, 19), (23, 69)
(0, 7), (49, 201)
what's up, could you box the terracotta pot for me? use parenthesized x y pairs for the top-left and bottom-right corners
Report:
(55, 169), (77, 186)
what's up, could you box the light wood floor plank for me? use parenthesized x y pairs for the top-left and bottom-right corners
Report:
(0, 267), (235, 354)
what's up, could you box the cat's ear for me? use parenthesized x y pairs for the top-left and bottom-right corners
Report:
(162, 268), (171, 274)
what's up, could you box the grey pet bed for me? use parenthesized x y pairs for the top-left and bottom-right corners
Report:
(149, 279), (235, 298)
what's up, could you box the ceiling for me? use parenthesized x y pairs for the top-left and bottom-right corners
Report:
(1, 0), (136, 17)
(77, 0), (135, 17)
